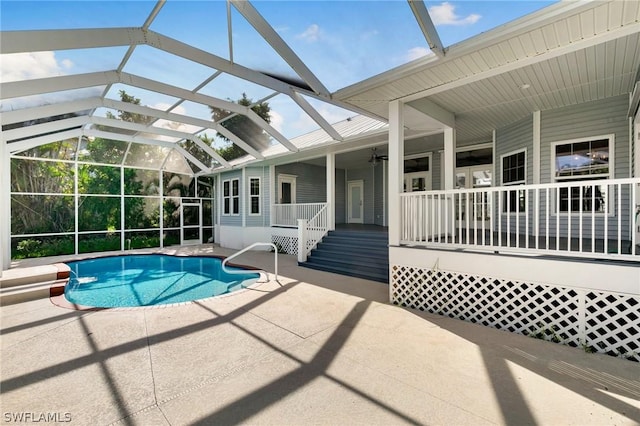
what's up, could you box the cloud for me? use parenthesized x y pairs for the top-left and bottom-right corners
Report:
(406, 47), (430, 61)
(269, 110), (284, 132)
(297, 24), (321, 42)
(429, 2), (480, 26)
(1, 51), (69, 82)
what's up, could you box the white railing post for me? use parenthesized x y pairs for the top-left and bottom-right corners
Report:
(297, 219), (308, 262)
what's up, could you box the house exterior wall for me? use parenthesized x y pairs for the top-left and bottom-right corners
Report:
(491, 95), (633, 240)
(345, 166), (377, 224)
(496, 115), (534, 185)
(540, 95), (631, 240)
(275, 162), (326, 203)
(540, 94), (629, 182)
(374, 162), (385, 226)
(336, 168), (346, 224)
(245, 166), (270, 227)
(218, 169), (243, 227)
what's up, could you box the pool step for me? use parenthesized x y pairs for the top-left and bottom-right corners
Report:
(0, 264), (70, 306)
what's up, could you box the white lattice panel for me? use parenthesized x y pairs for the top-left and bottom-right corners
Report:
(585, 292), (639, 361)
(271, 234), (298, 255)
(391, 264), (638, 362)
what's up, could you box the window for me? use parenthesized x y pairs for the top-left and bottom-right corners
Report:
(501, 149), (526, 212)
(552, 136), (611, 213)
(222, 178), (239, 215)
(249, 177), (260, 215)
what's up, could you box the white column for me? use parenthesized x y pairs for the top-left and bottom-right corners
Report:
(0, 141), (10, 271)
(388, 100), (404, 247)
(241, 167), (246, 228)
(326, 153), (335, 230)
(533, 111), (541, 184)
(443, 127), (456, 189)
(269, 164), (275, 226)
(297, 219), (308, 262)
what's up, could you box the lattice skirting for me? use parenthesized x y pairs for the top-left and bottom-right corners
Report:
(271, 234), (298, 255)
(391, 264), (639, 362)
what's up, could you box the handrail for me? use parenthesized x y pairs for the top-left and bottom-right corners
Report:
(222, 242), (278, 282)
(305, 204), (329, 256)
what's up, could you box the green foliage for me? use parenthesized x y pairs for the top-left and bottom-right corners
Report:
(13, 237), (75, 259)
(211, 93), (272, 161)
(10, 90), (213, 260)
(105, 90), (153, 125)
(528, 323), (562, 343)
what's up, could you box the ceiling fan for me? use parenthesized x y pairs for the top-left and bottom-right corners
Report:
(368, 147), (388, 165)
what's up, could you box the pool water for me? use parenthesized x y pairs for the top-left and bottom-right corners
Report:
(64, 254), (260, 308)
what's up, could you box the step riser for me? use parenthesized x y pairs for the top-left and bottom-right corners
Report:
(310, 252), (388, 263)
(318, 241), (389, 255)
(302, 263), (388, 283)
(306, 259), (387, 273)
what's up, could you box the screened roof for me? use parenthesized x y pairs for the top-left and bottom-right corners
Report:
(3, 0), (637, 175)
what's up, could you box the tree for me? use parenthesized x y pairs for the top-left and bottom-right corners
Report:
(210, 93), (271, 161)
(105, 90), (153, 125)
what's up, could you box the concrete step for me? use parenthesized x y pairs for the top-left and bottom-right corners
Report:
(309, 249), (388, 264)
(300, 261), (388, 283)
(0, 263), (70, 305)
(0, 280), (64, 306)
(305, 255), (388, 274)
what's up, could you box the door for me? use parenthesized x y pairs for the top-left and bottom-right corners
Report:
(347, 180), (364, 224)
(278, 175), (296, 204)
(404, 172), (431, 192)
(456, 166), (492, 225)
(181, 203), (201, 245)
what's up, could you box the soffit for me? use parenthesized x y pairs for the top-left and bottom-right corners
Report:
(336, 0), (640, 143)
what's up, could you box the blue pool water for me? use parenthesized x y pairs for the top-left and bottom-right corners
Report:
(64, 255), (260, 308)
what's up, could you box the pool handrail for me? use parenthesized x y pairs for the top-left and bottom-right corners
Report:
(221, 242), (278, 282)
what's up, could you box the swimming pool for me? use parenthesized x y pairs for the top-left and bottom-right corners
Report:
(64, 254), (260, 308)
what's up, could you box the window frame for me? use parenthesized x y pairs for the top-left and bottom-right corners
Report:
(248, 177), (261, 216)
(222, 178), (240, 216)
(500, 148), (527, 213)
(550, 134), (614, 215)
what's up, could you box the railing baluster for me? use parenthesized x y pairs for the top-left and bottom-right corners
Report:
(579, 183), (583, 252)
(545, 187), (550, 250)
(556, 188), (560, 251)
(604, 182), (609, 254)
(618, 183), (622, 255)
(591, 183), (596, 253)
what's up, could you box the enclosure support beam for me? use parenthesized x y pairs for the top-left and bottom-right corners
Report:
(0, 141), (10, 271)
(388, 100), (404, 248)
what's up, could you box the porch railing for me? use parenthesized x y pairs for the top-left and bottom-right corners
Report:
(297, 204), (330, 262)
(400, 178), (639, 260)
(271, 203), (327, 227)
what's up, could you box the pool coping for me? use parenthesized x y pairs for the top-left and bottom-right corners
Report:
(49, 252), (268, 311)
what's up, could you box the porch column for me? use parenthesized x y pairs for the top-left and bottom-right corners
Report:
(1, 140), (11, 271)
(326, 153), (335, 230)
(389, 100), (404, 246)
(533, 111), (541, 184)
(443, 127), (456, 189)
(269, 165), (275, 226)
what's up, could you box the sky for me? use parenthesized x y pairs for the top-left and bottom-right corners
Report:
(1, 0), (556, 142)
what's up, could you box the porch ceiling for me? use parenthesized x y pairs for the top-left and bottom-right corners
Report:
(335, 0), (640, 144)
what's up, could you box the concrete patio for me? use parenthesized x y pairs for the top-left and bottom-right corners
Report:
(1, 246), (639, 425)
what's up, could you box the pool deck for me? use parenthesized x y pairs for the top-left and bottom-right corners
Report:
(1, 245), (639, 425)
